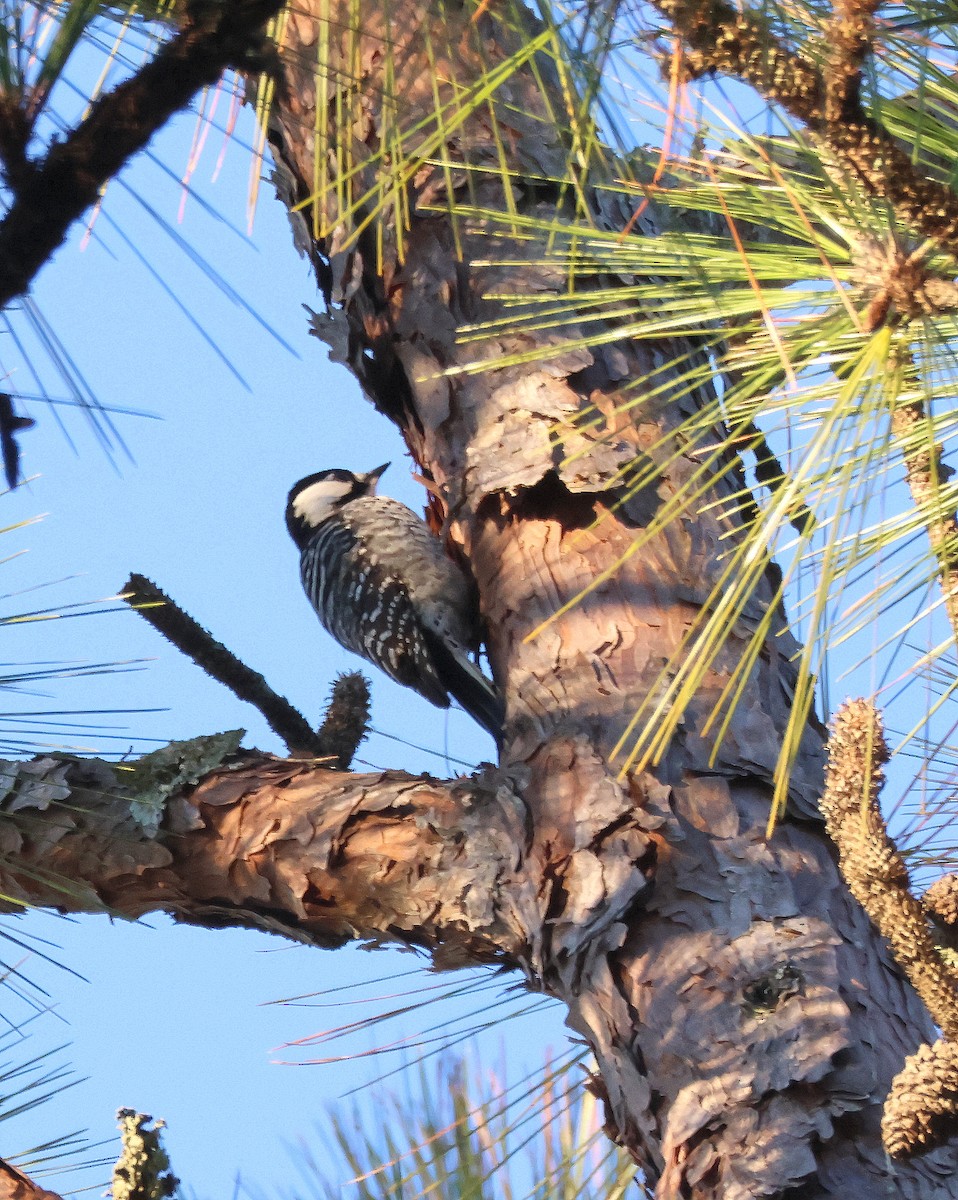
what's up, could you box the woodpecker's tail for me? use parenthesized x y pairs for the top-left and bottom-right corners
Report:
(423, 632), (504, 748)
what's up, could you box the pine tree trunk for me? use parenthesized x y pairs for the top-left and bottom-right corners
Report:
(254, 0), (958, 1193)
(0, 0), (951, 1195)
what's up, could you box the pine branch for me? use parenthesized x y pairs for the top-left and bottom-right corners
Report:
(824, 0), (881, 126)
(884, 1041), (958, 1158)
(820, 699), (958, 1042)
(315, 672), (371, 770)
(821, 699), (958, 1156)
(112, 1111), (178, 1200)
(654, 0), (958, 262)
(121, 573), (326, 757)
(0, 0), (285, 312)
(886, 350), (958, 646)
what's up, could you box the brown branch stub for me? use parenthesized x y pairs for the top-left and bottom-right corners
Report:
(122, 573), (325, 757)
(0, 0), (285, 314)
(884, 1040), (958, 1158)
(852, 238), (958, 330)
(0, 393), (34, 489)
(0, 1159), (64, 1200)
(820, 699), (958, 1040)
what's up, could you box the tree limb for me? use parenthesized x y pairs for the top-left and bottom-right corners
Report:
(820, 698), (958, 1041)
(112, 1111), (177, 1200)
(0, 0), (285, 313)
(885, 352), (958, 645)
(655, 0), (958, 260)
(0, 1159), (64, 1200)
(0, 747), (537, 967)
(121, 573), (326, 757)
(825, 0), (881, 127)
(885, 1041), (958, 1158)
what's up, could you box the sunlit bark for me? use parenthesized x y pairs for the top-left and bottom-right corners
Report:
(0, 752), (544, 961)
(255, 0), (958, 1193)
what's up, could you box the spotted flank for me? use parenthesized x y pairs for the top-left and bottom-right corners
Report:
(300, 516), (450, 707)
(286, 470), (504, 744)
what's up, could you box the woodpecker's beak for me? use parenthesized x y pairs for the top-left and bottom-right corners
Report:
(365, 462), (390, 484)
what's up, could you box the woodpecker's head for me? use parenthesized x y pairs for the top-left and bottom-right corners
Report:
(286, 463), (390, 548)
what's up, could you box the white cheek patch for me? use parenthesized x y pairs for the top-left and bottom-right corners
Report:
(293, 479), (351, 526)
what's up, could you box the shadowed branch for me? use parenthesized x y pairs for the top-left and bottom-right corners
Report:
(0, 0), (285, 313)
(122, 572), (326, 757)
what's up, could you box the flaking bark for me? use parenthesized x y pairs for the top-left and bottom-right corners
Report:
(0, 749), (561, 964)
(256, 0), (958, 1192)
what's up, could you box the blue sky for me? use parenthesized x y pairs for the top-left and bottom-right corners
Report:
(0, 81), (568, 1199)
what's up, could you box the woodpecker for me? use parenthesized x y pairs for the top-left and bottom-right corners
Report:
(286, 463), (503, 745)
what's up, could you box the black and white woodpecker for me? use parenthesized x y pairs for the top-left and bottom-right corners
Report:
(286, 463), (503, 745)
